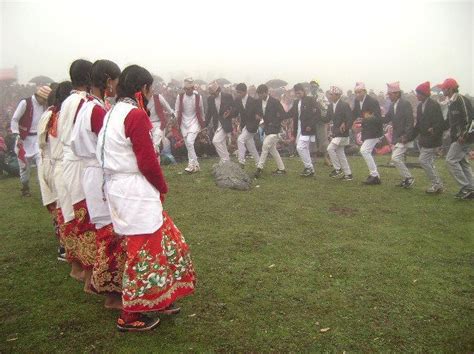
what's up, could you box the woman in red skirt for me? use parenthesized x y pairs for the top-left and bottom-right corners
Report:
(71, 59), (125, 309)
(97, 65), (196, 332)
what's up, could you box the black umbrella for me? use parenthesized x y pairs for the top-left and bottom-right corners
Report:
(265, 79), (288, 89)
(29, 75), (54, 85)
(215, 78), (231, 86)
(194, 79), (207, 85)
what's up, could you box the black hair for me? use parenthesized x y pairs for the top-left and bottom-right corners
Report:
(54, 81), (73, 109)
(256, 84), (268, 94)
(293, 83), (305, 92)
(91, 59), (121, 98)
(116, 65), (153, 103)
(69, 59), (92, 89)
(47, 82), (59, 106)
(236, 83), (247, 92)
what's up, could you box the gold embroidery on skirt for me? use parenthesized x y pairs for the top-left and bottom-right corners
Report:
(78, 230), (97, 267)
(74, 207), (87, 223)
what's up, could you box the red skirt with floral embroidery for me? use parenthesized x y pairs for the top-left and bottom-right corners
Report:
(64, 199), (97, 269)
(91, 224), (126, 294)
(122, 211), (196, 313)
(58, 208), (79, 263)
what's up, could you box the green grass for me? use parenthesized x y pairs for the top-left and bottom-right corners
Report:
(0, 155), (473, 352)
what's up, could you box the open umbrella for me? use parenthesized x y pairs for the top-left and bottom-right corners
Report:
(29, 75), (54, 85)
(194, 79), (207, 85)
(265, 79), (288, 89)
(215, 78), (231, 86)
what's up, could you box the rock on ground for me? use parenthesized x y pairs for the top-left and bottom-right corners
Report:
(212, 161), (252, 191)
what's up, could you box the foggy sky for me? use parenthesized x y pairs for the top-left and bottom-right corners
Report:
(1, 0), (473, 93)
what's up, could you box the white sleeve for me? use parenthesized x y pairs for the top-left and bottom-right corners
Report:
(199, 95), (205, 118)
(11, 99), (27, 135)
(159, 94), (174, 115)
(174, 95), (180, 117)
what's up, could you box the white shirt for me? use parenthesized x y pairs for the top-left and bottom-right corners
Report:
(262, 96), (269, 114)
(393, 98), (400, 115)
(297, 99), (315, 142)
(174, 92), (205, 136)
(449, 93), (458, 104)
(333, 98), (341, 113)
(147, 94), (174, 124)
(241, 94), (248, 108)
(214, 92), (222, 113)
(58, 91), (88, 153)
(421, 98), (428, 114)
(359, 95), (367, 111)
(11, 95), (44, 135)
(11, 95), (45, 157)
(97, 101), (163, 235)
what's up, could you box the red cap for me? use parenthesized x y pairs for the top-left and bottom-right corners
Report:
(439, 78), (458, 90)
(415, 81), (430, 96)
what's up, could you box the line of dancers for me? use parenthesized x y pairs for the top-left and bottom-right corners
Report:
(8, 60), (473, 330)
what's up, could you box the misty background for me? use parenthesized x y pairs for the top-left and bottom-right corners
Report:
(1, 0), (473, 93)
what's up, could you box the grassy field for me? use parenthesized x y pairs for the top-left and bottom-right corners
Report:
(0, 155), (473, 352)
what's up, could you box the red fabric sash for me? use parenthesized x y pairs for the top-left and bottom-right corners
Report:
(153, 94), (167, 130)
(18, 97), (33, 140)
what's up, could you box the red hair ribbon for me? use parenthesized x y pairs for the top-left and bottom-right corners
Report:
(134, 92), (146, 112)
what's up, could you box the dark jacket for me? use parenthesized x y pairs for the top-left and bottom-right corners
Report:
(255, 96), (286, 135)
(352, 94), (383, 140)
(327, 99), (352, 138)
(406, 97), (445, 148)
(288, 96), (321, 136)
(446, 94), (473, 143)
(383, 98), (414, 144)
(236, 95), (259, 133)
(205, 92), (235, 133)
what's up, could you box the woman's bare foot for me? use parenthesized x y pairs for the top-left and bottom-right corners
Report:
(70, 261), (84, 282)
(83, 269), (94, 294)
(104, 294), (123, 310)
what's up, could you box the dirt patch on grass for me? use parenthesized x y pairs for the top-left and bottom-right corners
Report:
(329, 204), (358, 217)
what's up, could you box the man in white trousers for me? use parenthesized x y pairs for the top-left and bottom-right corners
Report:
(174, 78), (206, 173)
(326, 86), (353, 181)
(383, 81), (415, 188)
(11, 86), (51, 196)
(352, 82), (383, 185)
(288, 83), (320, 176)
(253, 84), (287, 178)
(147, 90), (175, 153)
(205, 81), (235, 164)
(235, 83), (259, 168)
